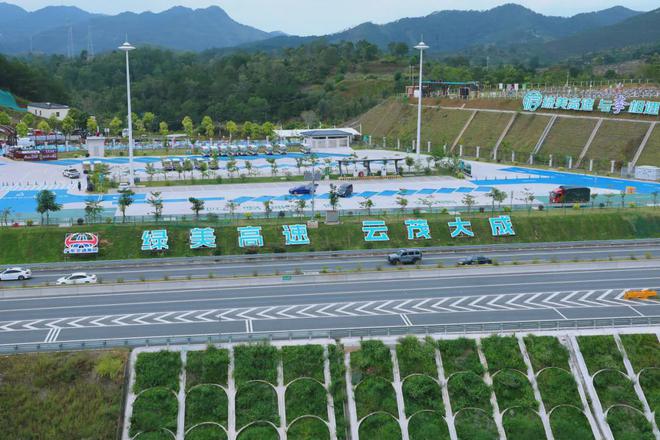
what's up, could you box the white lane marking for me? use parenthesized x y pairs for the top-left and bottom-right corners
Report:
(67, 317), (87, 328)
(235, 308), (258, 320)
(297, 304), (317, 318)
(430, 298), (453, 312)
(174, 311), (196, 323)
(559, 291), (583, 308)
(276, 305), (298, 319)
(4, 267), (657, 305)
(22, 320), (45, 330)
(44, 327), (61, 343)
(196, 310), (217, 322)
(133, 313), (156, 325)
(467, 296), (492, 311)
(0, 321), (20, 331)
(506, 294), (533, 310)
(541, 292), (565, 308)
(334, 303), (358, 317)
(628, 306), (645, 317)
(90, 316), (108, 326)
(393, 300), (415, 314)
(256, 307), (277, 320)
(316, 303), (336, 317)
(411, 298), (434, 313)
(486, 295), (514, 310)
(400, 314), (413, 326)
(449, 296), (474, 312)
(245, 320), (253, 333)
(553, 308), (568, 320)
(355, 302), (379, 316)
(374, 300), (397, 314)
(154, 312), (176, 324)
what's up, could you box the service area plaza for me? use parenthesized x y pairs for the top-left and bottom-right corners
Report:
(0, 146), (659, 222)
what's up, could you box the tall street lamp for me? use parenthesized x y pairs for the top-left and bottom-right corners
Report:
(414, 40), (429, 160)
(119, 41), (136, 186)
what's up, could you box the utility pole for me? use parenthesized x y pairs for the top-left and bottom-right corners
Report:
(414, 39), (429, 160)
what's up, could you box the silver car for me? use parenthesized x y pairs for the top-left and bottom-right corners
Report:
(0, 267), (32, 281)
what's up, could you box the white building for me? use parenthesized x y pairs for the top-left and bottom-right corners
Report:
(27, 102), (70, 121)
(298, 128), (360, 149)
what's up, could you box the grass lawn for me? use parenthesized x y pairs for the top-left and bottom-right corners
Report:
(0, 209), (658, 264)
(542, 117), (596, 160)
(0, 350), (128, 439)
(502, 114), (551, 154)
(636, 125), (660, 167)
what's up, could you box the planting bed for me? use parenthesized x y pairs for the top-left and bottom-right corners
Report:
(185, 347), (230, 436)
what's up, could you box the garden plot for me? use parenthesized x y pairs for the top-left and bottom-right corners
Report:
(524, 335), (596, 440)
(350, 340), (402, 439)
(481, 335), (546, 440)
(620, 334), (660, 428)
(438, 338), (498, 440)
(130, 351), (183, 439)
(396, 336), (449, 440)
(577, 335), (655, 440)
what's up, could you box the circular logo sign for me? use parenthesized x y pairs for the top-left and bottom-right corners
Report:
(523, 90), (543, 112)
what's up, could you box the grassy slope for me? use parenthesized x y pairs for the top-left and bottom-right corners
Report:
(0, 210), (658, 264)
(637, 125), (660, 167)
(542, 118), (597, 160)
(502, 114), (551, 154)
(0, 350), (128, 439)
(457, 111), (512, 155)
(589, 120), (650, 162)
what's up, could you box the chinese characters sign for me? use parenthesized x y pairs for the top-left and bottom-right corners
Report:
(523, 90), (659, 116)
(362, 221), (390, 242)
(64, 233), (99, 254)
(282, 224), (310, 245)
(141, 230), (169, 251)
(190, 228), (216, 249)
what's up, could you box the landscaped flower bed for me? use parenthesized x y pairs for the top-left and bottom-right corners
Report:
(236, 422), (279, 440)
(234, 344), (279, 385)
(186, 346), (229, 388)
(131, 351), (182, 438)
(185, 347), (230, 435)
(235, 381), (279, 429)
(282, 345), (328, 426)
(621, 333), (660, 425)
(577, 335), (653, 438)
(358, 412), (402, 440)
(438, 338), (497, 439)
(287, 417), (330, 440)
(185, 424), (227, 440)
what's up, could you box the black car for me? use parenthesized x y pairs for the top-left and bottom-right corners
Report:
(337, 183), (353, 198)
(458, 255), (493, 265)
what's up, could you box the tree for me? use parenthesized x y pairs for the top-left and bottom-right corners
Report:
(652, 191), (658, 209)
(109, 116), (123, 137)
(118, 190), (135, 223)
(199, 161), (209, 180)
(520, 188), (535, 213)
(329, 184), (341, 211)
(462, 194), (476, 213)
(183, 160), (194, 180)
(36, 190), (61, 224)
(360, 198), (374, 215)
(244, 161), (254, 177)
(420, 195), (437, 213)
(21, 113), (34, 127)
(61, 115), (75, 140)
(486, 188), (507, 213)
(261, 122), (275, 139)
(37, 120), (50, 133)
(396, 190), (409, 213)
(226, 159), (238, 179)
(266, 158), (278, 176)
(182, 116), (194, 139)
(226, 200), (238, 221)
(0, 111), (10, 125)
(15, 122), (28, 137)
(263, 200), (273, 218)
(189, 197), (205, 219)
(142, 112), (155, 132)
(145, 163), (157, 182)
(84, 199), (103, 223)
(159, 121), (169, 138)
(86, 116), (98, 134)
(147, 191), (164, 221)
(48, 114), (61, 131)
(226, 121), (238, 140)
(1, 207), (12, 226)
(201, 115), (214, 138)
(405, 156), (415, 173)
(295, 198), (307, 217)
(619, 190), (626, 208)
(295, 158), (304, 175)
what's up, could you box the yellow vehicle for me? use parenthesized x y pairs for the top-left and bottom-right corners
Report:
(623, 289), (657, 300)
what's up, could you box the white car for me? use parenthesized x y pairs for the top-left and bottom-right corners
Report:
(0, 267), (32, 281)
(117, 182), (131, 192)
(63, 168), (80, 179)
(56, 273), (97, 285)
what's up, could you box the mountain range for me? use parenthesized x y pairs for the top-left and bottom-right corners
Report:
(0, 2), (655, 61)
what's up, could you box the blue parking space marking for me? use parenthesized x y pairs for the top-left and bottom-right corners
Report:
(377, 190), (398, 196)
(417, 188), (437, 195)
(273, 195), (292, 201)
(456, 187), (474, 193)
(231, 196), (254, 204)
(316, 193), (330, 199)
(398, 189), (417, 195)
(475, 186), (494, 192)
(252, 196), (275, 202)
(436, 188), (456, 194)
(355, 191), (378, 198)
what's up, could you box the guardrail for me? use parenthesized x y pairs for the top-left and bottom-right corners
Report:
(3, 316), (659, 354)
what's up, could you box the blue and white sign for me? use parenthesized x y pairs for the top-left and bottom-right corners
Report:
(141, 230), (169, 251)
(190, 227), (216, 249)
(237, 226), (264, 248)
(489, 216), (515, 236)
(362, 220), (390, 242)
(523, 91), (659, 116)
(282, 224), (310, 245)
(405, 219), (431, 240)
(448, 217), (474, 238)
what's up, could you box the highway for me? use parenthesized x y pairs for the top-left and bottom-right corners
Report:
(3, 240), (660, 286)
(0, 261), (658, 348)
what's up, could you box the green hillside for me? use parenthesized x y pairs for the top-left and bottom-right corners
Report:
(457, 111), (512, 157)
(542, 118), (597, 166)
(586, 120), (649, 169)
(501, 114), (550, 154)
(637, 126), (660, 167)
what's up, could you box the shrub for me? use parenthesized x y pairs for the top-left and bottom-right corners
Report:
(358, 413), (401, 440)
(235, 382), (279, 428)
(130, 388), (178, 436)
(396, 336), (437, 377)
(351, 340), (393, 383)
(328, 344), (347, 440)
(94, 352), (125, 381)
(550, 406), (595, 440)
(287, 417), (330, 440)
(481, 336), (525, 372)
(402, 375), (443, 416)
(282, 345), (324, 383)
(234, 344), (279, 385)
(502, 407), (545, 439)
(454, 410), (498, 440)
(185, 385), (228, 429)
(285, 379), (328, 421)
(408, 411), (450, 439)
(355, 377), (398, 419)
(134, 351), (182, 393)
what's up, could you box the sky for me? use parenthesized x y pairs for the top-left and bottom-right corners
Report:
(6, 0), (656, 35)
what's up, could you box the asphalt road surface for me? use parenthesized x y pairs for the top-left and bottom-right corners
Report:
(0, 263), (658, 348)
(3, 241), (660, 286)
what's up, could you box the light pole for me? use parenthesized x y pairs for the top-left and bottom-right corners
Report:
(119, 41), (136, 186)
(414, 40), (429, 160)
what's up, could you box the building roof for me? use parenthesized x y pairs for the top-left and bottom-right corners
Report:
(300, 129), (356, 137)
(28, 102), (69, 110)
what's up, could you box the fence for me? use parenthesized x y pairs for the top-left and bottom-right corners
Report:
(3, 316), (659, 355)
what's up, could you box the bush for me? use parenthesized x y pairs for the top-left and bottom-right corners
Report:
(454, 410), (498, 440)
(285, 379), (328, 421)
(447, 372), (492, 412)
(438, 338), (483, 376)
(550, 406), (595, 440)
(481, 336), (525, 372)
(185, 385), (228, 429)
(287, 417), (330, 440)
(234, 344), (279, 385)
(577, 336), (624, 374)
(134, 351), (182, 393)
(492, 370), (537, 410)
(408, 411), (450, 440)
(185, 424), (227, 440)
(607, 406), (655, 440)
(402, 375), (443, 416)
(235, 382), (279, 428)
(236, 422), (279, 440)
(186, 346), (230, 388)
(351, 340), (393, 383)
(396, 336), (437, 377)
(502, 407), (545, 439)
(94, 352), (125, 381)
(536, 368), (580, 409)
(328, 344), (348, 440)
(358, 413), (401, 440)
(130, 388), (178, 436)
(355, 376), (398, 419)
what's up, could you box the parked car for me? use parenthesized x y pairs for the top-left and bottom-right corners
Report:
(289, 183), (318, 195)
(337, 183), (353, 198)
(388, 249), (422, 265)
(0, 267), (32, 281)
(117, 182), (131, 192)
(458, 255), (493, 266)
(63, 168), (80, 179)
(56, 273), (97, 285)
